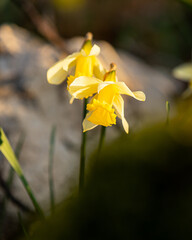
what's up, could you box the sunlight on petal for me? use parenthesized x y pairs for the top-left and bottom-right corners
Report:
(63, 52), (80, 71)
(113, 95), (129, 133)
(83, 112), (98, 132)
(98, 81), (115, 93)
(69, 76), (102, 99)
(47, 58), (69, 84)
(93, 58), (106, 80)
(116, 82), (146, 101)
(132, 91), (146, 101)
(173, 63), (192, 81)
(89, 44), (100, 56)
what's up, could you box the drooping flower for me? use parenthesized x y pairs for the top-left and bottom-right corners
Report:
(47, 32), (105, 88)
(173, 63), (192, 97)
(69, 63), (146, 133)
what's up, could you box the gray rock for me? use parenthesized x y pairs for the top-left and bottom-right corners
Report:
(0, 24), (180, 213)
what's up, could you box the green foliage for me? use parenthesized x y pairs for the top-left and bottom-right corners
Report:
(29, 104), (192, 239)
(0, 128), (23, 176)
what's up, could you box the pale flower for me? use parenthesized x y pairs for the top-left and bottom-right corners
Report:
(69, 63), (146, 133)
(47, 32), (105, 88)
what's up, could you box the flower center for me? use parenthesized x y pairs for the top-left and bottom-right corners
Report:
(75, 55), (95, 77)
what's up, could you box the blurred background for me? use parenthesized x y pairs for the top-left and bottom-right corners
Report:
(0, 0), (192, 67)
(0, 1), (192, 239)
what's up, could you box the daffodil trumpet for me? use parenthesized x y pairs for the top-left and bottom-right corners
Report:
(69, 63), (146, 134)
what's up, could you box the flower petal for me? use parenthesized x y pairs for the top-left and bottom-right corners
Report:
(83, 112), (98, 132)
(69, 76), (102, 99)
(98, 81), (116, 93)
(47, 52), (79, 85)
(132, 91), (146, 101)
(93, 58), (106, 79)
(113, 95), (129, 134)
(89, 44), (100, 56)
(115, 82), (146, 101)
(63, 52), (80, 71)
(47, 58), (69, 85)
(173, 63), (192, 81)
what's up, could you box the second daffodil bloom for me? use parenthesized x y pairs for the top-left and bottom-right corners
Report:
(69, 63), (146, 133)
(47, 32), (105, 91)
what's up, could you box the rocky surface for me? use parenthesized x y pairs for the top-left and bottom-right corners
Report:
(0, 24), (181, 213)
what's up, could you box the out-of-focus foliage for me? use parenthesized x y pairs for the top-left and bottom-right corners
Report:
(52, 0), (86, 11)
(29, 98), (192, 240)
(181, 0), (192, 6)
(0, 0), (192, 67)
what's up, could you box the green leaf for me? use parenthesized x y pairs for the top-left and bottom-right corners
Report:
(0, 128), (23, 176)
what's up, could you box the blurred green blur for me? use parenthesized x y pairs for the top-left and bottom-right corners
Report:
(27, 97), (192, 240)
(0, 0), (192, 67)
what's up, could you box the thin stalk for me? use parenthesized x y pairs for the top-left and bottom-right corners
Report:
(0, 133), (25, 237)
(19, 174), (45, 219)
(7, 133), (25, 187)
(97, 126), (106, 160)
(79, 98), (87, 192)
(18, 212), (30, 240)
(48, 125), (56, 214)
(166, 101), (170, 126)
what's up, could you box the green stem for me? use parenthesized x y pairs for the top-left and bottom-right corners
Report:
(7, 133), (25, 187)
(79, 99), (87, 192)
(19, 174), (44, 219)
(18, 212), (29, 239)
(49, 126), (56, 214)
(0, 133), (25, 237)
(166, 101), (170, 126)
(97, 126), (106, 160)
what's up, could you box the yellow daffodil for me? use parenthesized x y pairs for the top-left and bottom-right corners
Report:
(47, 32), (105, 87)
(173, 63), (192, 97)
(69, 63), (146, 133)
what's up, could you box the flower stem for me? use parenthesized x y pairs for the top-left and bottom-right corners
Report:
(166, 101), (170, 126)
(79, 98), (87, 192)
(19, 174), (45, 219)
(18, 212), (29, 239)
(49, 125), (56, 214)
(97, 126), (106, 160)
(0, 133), (25, 237)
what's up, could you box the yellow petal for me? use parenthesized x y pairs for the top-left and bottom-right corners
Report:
(89, 44), (100, 56)
(83, 112), (98, 132)
(173, 63), (192, 81)
(93, 58), (106, 79)
(47, 52), (79, 85)
(0, 128), (23, 176)
(63, 52), (80, 71)
(68, 76), (102, 99)
(70, 97), (74, 104)
(98, 81), (116, 93)
(115, 82), (146, 101)
(47, 58), (69, 85)
(132, 91), (146, 101)
(113, 95), (129, 134)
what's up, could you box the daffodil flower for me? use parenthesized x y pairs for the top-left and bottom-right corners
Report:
(47, 32), (105, 87)
(173, 63), (192, 97)
(69, 64), (146, 133)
